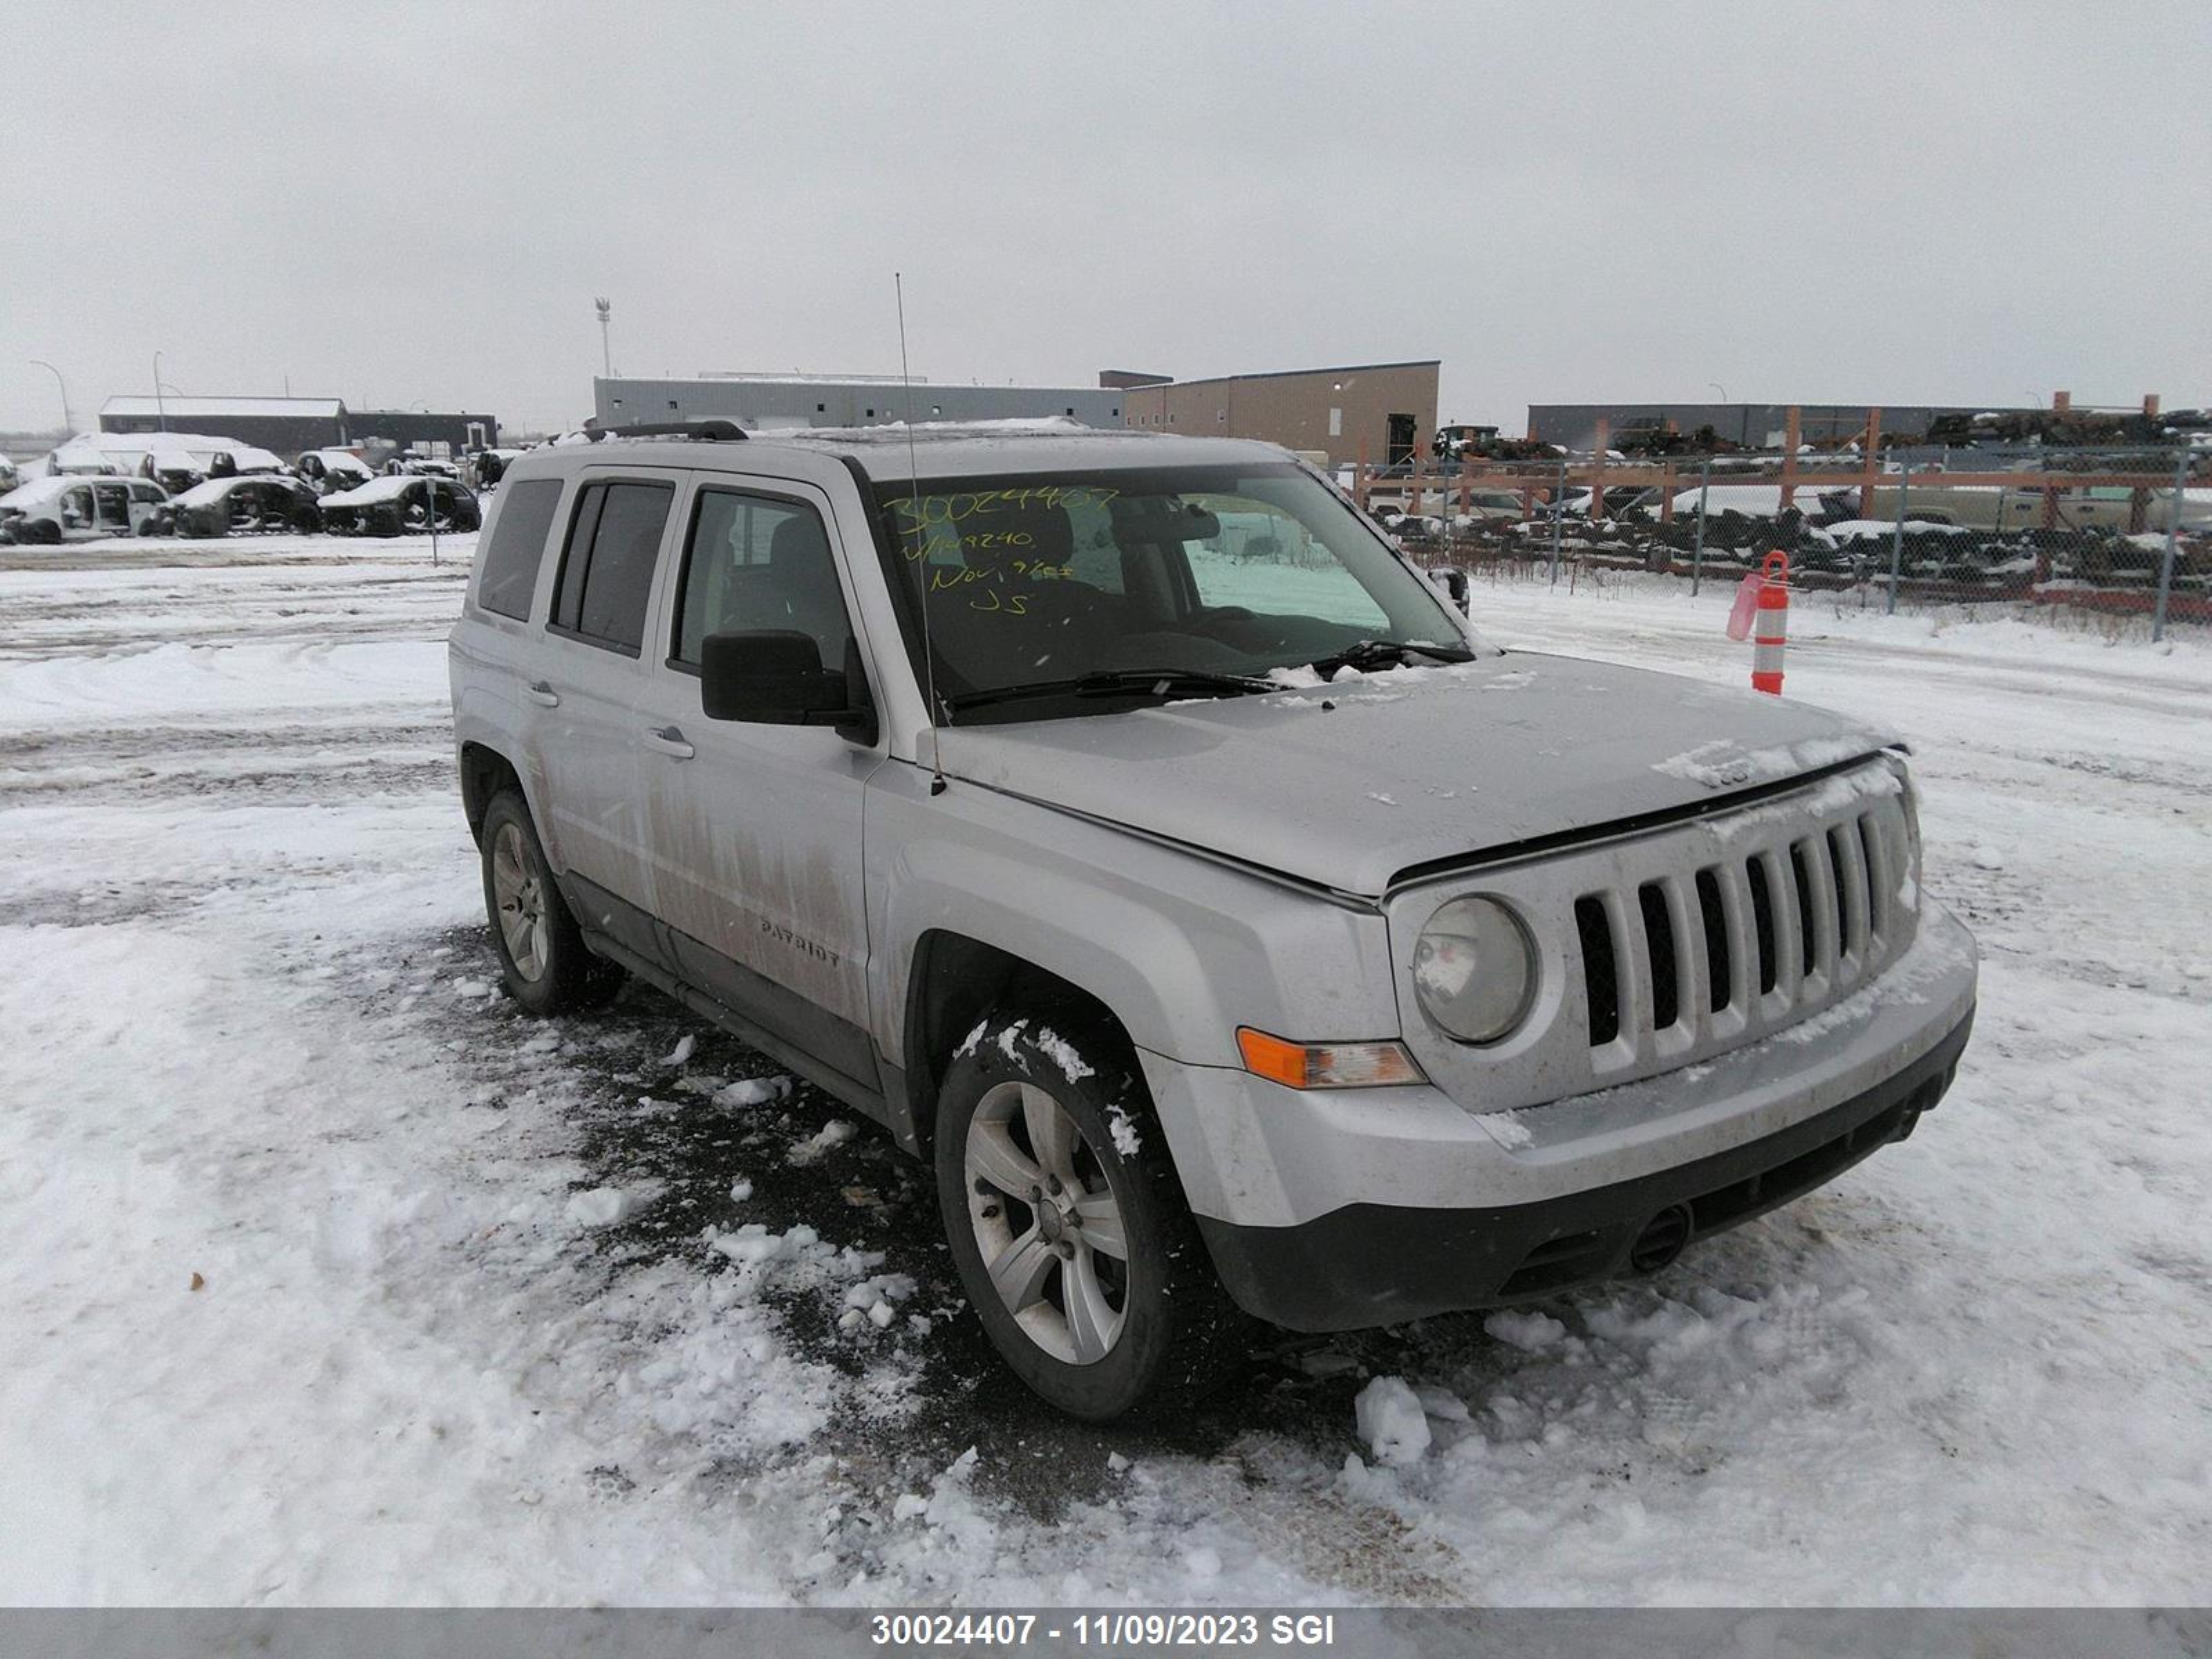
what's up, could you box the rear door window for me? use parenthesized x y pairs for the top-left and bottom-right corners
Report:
(552, 479), (674, 653)
(476, 478), (564, 621)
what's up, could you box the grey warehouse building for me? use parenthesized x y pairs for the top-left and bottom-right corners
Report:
(100, 395), (499, 457)
(592, 374), (1125, 433)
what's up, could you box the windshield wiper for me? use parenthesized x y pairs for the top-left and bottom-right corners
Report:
(1306, 638), (1477, 678)
(942, 668), (1279, 717)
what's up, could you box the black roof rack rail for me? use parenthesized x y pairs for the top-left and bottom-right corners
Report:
(587, 420), (747, 443)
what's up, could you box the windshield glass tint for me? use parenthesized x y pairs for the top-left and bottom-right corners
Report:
(873, 465), (1470, 711)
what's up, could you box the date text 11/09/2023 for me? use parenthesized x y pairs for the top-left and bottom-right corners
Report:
(871, 1612), (1338, 1649)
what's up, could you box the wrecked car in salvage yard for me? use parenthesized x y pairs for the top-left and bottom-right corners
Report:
(448, 423), (1978, 1421)
(321, 474), (480, 536)
(169, 474), (324, 537)
(0, 474), (173, 543)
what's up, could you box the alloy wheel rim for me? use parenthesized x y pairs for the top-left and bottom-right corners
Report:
(964, 1079), (1130, 1365)
(490, 822), (550, 981)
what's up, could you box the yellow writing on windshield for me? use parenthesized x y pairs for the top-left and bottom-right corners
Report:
(929, 566), (1075, 597)
(892, 485), (1122, 559)
(890, 485), (1120, 526)
(905, 527), (1040, 563)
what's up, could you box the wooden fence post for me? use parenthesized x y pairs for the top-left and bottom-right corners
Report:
(1780, 406), (1801, 511)
(1858, 407), (1882, 518)
(1589, 418), (1609, 520)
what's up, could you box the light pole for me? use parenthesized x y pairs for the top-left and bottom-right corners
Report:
(153, 352), (168, 431)
(594, 298), (612, 379)
(29, 360), (71, 434)
(1707, 379), (1729, 404)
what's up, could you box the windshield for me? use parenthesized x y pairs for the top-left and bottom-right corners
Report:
(872, 463), (1483, 721)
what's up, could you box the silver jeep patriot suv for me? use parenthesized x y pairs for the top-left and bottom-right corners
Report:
(449, 421), (1977, 1420)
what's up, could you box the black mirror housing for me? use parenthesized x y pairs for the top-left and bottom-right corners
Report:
(1426, 565), (1472, 613)
(700, 630), (876, 744)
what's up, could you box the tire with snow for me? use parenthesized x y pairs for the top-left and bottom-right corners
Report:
(478, 789), (624, 1015)
(934, 1010), (1248, 1421)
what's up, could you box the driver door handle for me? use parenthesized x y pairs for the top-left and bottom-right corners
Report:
(641, 725), (695, 760)
(526, 679), (561, 708)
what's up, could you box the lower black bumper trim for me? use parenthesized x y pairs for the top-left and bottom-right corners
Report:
(1197, 1006), (1974, 1333)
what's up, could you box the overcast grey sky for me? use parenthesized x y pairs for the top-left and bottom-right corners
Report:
(3, 1), (2207, 436)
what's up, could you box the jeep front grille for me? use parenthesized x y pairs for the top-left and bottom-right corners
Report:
(1386, 756), (1920, 1114)
(1573, 806), (1895, 1073)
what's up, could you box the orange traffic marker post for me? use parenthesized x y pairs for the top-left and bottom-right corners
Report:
(1750, 550), (1790, 695)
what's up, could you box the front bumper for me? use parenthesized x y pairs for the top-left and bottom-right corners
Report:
(1140, 904), (1978, 1332)
(1199, 1006), (1967, 1331)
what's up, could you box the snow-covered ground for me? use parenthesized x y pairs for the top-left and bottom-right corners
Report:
(3, 536), (2209, 1606)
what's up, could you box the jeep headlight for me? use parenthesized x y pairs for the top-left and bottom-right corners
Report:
(1413, 896), (1535, 1044)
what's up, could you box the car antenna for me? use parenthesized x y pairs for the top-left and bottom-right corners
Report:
(896, 271), (948, 796)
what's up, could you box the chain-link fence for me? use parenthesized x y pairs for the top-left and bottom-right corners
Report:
(1358, 442), (2211, 639)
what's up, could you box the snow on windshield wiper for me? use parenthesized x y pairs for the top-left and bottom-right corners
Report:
(1074, 668), (1279, 697)
(1306, 638), (1477, 677)
(941, 668), (1278, 717)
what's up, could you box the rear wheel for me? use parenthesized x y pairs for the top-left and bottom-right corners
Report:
(934, 1011), (1247, 1421)
(478, 789), (624, 1014)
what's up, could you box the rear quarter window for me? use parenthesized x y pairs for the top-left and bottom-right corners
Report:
(476, 478), (564, 621)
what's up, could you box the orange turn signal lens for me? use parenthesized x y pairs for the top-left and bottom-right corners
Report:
(1236, 1028), (1425, 1090)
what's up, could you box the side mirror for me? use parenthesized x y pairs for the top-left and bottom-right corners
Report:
(700, 630), (875, 743)
(1426, 565), (1472, 613)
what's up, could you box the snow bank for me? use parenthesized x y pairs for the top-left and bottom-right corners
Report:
(565, 1185), (655, 1227)
(1353, 1376), (1433, 1466)
(1485, 1310), (1569, 1352)
(787, 1119), (857, 1165)
(713, 1075), (792, 1109)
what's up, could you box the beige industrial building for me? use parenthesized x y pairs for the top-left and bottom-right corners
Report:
(1107, 361), (1438, 467)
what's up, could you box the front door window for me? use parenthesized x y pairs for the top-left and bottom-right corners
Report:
(672, 489), (853, 675)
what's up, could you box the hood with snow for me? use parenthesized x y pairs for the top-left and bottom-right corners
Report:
(936, 653), (1893, 897)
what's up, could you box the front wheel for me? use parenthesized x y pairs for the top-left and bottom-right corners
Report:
(478, 790), (624, 1014)
(934, 1012), (1247, 1420)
